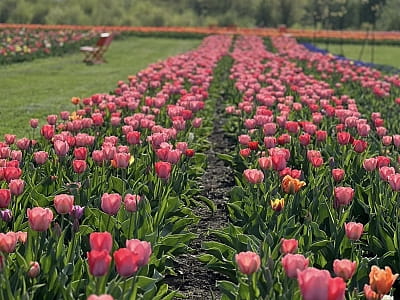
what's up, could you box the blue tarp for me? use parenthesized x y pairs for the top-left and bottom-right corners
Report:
(301, 42), (400, 74)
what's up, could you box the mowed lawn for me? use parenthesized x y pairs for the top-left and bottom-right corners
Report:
(315, 43), (400, 68)
(0, 37), (200, 138)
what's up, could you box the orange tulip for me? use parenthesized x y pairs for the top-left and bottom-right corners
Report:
(369, 265), (398, 296)
(281, 175), (306, 194)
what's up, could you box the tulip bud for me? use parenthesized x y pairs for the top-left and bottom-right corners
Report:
(27, 261), (40, 278)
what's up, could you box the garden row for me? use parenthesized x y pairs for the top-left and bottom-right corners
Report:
(0, 27), (102, 64)
(0, 35), (231, 299)
(199, 35), (400, 299)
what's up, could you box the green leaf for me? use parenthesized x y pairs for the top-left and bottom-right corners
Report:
(218, 280), (238, 300)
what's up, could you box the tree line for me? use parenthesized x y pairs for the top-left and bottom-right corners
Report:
(0, 0), (399, 31)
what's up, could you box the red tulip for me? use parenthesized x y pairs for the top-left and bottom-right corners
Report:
(101, 193), (121, 216)
(280, 238), (298, 254)
(337, 132), (351, 145)
(299, 134), (311, 146)
(344, 222), (363, 240)
(376, 156), (391, 168)
(185, 149), (195, 157)
(87, 250), (111, 277)
(54, 194), (74, 214)
(235, 251), (261, 275)
(0, 189), (11, 208)
(333, 259), (357, 281)
(332, 169), (345, 182)
(239, 148), (251, 157)
(126, 131), (141, 145)
(4, 134), (16, 145)
(74, 147), (88, 160)
(154, 161), (172, 179)
(27, 207), (53, 232)
(73, 160), (87, 174)
(243, 169), (264, 184)
(328, 277), (346, 300)
(271, 153), (287, 171)
(282, 254), (309, 278)
(4, 167), (22, 182)
(353, 139), (368, 153)
(316, 130), (327, 142)
(40, 125), (54, 140)
(90, 232), (113, 253)
(113, 248), (139, 277)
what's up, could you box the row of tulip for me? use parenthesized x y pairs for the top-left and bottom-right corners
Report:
(0, 34), (232, 299)
(0, 27), (100, 64)
(198, 35), (400, 299)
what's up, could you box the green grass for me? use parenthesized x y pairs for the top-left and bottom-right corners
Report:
(315, 43), (400, 68)
(0, 37), (200, 138)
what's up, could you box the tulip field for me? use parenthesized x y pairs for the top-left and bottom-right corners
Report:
(0, 27), (100, 64)
(1, 26), (400, 300)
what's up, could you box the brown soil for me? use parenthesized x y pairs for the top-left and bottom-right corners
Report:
(164, 97), (235, 299)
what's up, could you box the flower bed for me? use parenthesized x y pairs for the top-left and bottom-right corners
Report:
(0, 28), (100, 64)
(0, 34), (231, 299)
(200, 35), (400, 299)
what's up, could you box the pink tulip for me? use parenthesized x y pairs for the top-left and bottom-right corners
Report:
(54, 194), (74, 214)
(0, 232), (17, 253)
(34, 151), (48, 165)
(297, 267), (330, 300)
(124, 194), (141, 212)
(328, 277), (346, 300)
(74, 147), (88, 160)
(235, 251), (261, 275)
(363, 158), (377, 171)
(281, 254), (309, 278)
(27, 207), (53, 231)
(258, 157), (272, 170)
(280, 238), (298, 254)
(379, 166), (395, 181)
(334, 187), (354, 208)
(113, 153), (130, 168)
(344, 222), (363, 240)
(9, 179), (25, 196)
(243, 169), (264, 184)
(388, 173), (400, 191)
(126, 239), (152, 267)
(101, 193), (121, 216)
(27, 261), (40, 278)
(333, 259), (357, 281)
(87, 295), (114, 300)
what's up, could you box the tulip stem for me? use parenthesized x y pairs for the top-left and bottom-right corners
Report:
(128, 212), (134, 239)
(106, 215), (111, 233)
(247, 274), (255, 300)
(122, 278), (128, 298)
(129, 275), (138, 300)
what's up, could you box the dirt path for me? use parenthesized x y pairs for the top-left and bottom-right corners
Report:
(165, 66), (235, 299)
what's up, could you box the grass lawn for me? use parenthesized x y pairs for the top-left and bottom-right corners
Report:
(0, 37), (200, 138)
(315, 43), (400, 68)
